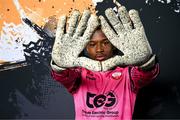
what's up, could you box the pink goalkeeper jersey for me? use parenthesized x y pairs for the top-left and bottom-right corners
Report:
(51, 64), (159, 120)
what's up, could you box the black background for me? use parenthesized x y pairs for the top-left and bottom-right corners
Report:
(0, 0), (180, 119)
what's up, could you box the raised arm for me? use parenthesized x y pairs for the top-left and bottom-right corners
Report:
(129, 55), (159, 92)
(51, 63), (82, 94)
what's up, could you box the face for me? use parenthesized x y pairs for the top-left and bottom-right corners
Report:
(86, 29), (114, 61)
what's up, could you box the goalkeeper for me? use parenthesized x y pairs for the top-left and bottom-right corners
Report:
(50, 3), (159, 120)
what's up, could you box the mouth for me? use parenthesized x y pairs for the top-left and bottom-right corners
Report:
(95, 54), (106, 61)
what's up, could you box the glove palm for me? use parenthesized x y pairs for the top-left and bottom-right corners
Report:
(100, 7), (152, 71)
(51, 10), (101, 71)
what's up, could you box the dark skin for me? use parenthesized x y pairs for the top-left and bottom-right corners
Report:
(86, 29), (114, 61)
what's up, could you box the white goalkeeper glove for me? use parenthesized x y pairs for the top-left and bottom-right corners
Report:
(99, 6), (153, 71)
(51, 10), (102, 72)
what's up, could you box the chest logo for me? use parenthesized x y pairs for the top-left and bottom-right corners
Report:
(86, 91), (117, 109)
(112, 72), (122, 80)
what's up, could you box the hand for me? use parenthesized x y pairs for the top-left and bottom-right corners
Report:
(51, 10), (101, 71)
(99, 6), (152, 71)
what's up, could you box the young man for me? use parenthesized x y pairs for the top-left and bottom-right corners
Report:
(50, 5), (159, 120)
(86, 28), (114, 61)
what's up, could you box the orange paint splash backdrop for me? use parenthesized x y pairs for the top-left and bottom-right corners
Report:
(0, 0), (96, 31)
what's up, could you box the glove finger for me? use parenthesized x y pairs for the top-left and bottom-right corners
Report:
(52, 16), (67, 66)
(118, 6), (133, 31)
(67, 10), (80, 36)
(74, 10), (91, 37)
(105, 8), (124, 34)
(51, 38), (61, 67)
(99, 15), (117, 41)
(82, 15), (100, 41)
(129, 9), (143, 29)
(56, 15), (66, 38)
(74, 15), (99, 54)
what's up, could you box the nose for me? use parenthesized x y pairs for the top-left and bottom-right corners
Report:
(96, 43), (104, 53)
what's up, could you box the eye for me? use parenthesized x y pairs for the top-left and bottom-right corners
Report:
(88, 43), (96, 47)
(103, 40), (110, 45)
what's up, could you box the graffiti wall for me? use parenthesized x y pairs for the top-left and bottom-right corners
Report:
(0, 0), (96, 66)
(0, 0), (180, 119)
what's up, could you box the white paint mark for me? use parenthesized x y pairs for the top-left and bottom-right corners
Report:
(167, 0), (171, 4)
(145, 0), (149, 4)
(113, 7), (118, 12)
(174, 9), (180, 13)
(92, 0), (104, 6)
(25, 7), (44, 19)
(0, 0), (41, 63)
(145, 0), (179, 13)
(13, 0), (26, 19)
(0, 22), (41, 62)
(158, 0), (165, 4)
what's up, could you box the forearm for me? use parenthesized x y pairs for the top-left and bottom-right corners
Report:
(130, 57), (159, 89)
(51, 60), (82, 93)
